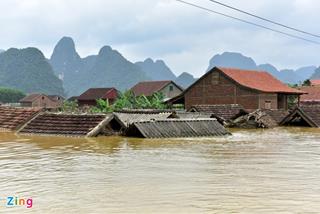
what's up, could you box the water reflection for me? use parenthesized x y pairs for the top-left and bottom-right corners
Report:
(0, 128), (319, 213)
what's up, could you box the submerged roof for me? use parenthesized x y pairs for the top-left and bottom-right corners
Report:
(280, 106), (320, 127)
(113, 112), (173, 128)
(173, 112), (213, 119)
(0, 107), (42, 131)
(19, 113), (109, 136)
(189, 104), (247, 121)
(217, 67), (304, 94)
(126, 119), (230, 138)
(78, 88), (117, 101)
(131, 81), (182, 96)
(299, 86), (320, 102)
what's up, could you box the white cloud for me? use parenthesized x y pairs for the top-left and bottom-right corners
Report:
(0, 0), (319, 77)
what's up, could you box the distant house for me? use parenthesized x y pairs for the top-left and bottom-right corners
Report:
(167, 67), (304, 111)
(310, 79), (320, 87)
(281, 106), (320, 127)
(298, 86), (320, 106)
(130, 80), (183, 100)
(20, 93), (64, 109)
(77, 88), (118, 106)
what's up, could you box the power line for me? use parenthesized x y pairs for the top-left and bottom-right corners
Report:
(207, 0), (320, 38)
(175, 0), (320, 45)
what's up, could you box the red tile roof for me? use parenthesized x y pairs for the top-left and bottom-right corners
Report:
(78, 88), (118, 101)
(131, 81), (179, 96)
(299, 86), (320, 102)
(217, 67), (304, 94)
(0, 107), (42, 131)
(20, 94), (44, 103)
(311, 79), (320, 86)
(19, 113), (108, 136)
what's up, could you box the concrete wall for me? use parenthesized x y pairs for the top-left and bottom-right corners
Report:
(159, 83), (183, 99)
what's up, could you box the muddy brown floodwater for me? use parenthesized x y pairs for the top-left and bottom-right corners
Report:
(0, 127), (319, 213)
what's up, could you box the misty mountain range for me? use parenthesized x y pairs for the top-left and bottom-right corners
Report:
(208, 52), (317, 84)
(0, 37), (319, 97)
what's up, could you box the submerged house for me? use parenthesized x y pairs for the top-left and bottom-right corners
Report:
(280, 106), (320, 128)
(188, 104), (248, 124)
(126, 119), (230, 138)
(130, 80), (183, 100)
(20, 93), (64, 109)
(0, 106), (42, 131)
(167, 67), (304, 111)
(77, 88), (118, 106)
(298, 86), (320, 106)
(18, 113), (111, 137)
(106, 110), (174, 134)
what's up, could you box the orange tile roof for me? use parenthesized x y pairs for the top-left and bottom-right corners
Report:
(299, 86), (320, 102)
(217, 67), (304, 94)
(311, 79), (320, 86)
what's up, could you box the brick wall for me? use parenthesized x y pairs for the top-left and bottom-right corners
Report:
(184, 71), (279, 110)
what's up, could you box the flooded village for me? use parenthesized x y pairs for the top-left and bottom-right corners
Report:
(1, 66), (320, 213)
(1, 67), (319, 138)
(1, 0), (320, 213)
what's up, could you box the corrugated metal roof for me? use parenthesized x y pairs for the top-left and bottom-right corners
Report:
(173, 112), (213, 119)
(127, 119), (230, 138)
(113, 112), (173, 128)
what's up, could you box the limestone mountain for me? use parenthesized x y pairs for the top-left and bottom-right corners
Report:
(311, 67), (320, 79)
(207, 52), (316, 84)
(50, 37), (148, 96)
(50, 37), (82, 81)
(0, 48), (64, 95)
(208, 52), (257, 71)
(175, 72), (197, 89)
(79, 46), (148, 92)
(135, 58), (176, 81)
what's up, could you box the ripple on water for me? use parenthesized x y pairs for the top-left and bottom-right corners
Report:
(0, 128), (319, 213)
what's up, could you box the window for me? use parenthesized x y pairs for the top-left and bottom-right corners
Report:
(264, 101), (272, 109)
(169, 85), (174, 91)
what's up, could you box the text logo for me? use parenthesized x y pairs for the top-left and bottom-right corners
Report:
(6, 196), (33, 208)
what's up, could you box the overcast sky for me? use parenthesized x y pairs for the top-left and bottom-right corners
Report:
(0, 0), (319, 77)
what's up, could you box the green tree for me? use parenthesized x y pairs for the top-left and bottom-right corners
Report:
(302, 79), (311, 86)
(61, 100), (79, 113)
(0, 87), (25, 103)
(90, 99), (113, 113)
